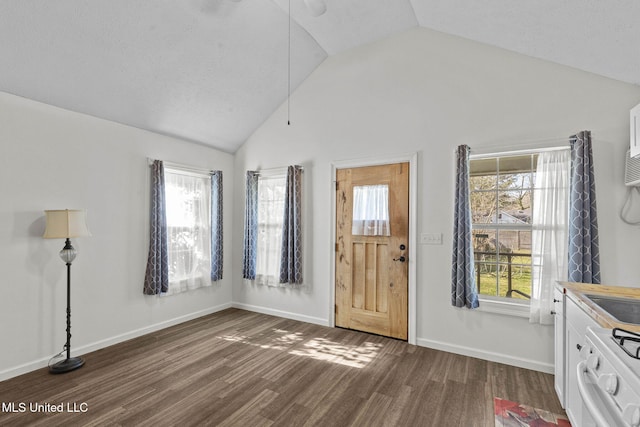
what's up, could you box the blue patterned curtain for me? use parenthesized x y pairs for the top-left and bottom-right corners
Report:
(210, 171), (223, 281)
(279, 165), (303, 284)
(451, 145), (479, 309)
(568, 131), (601, 283)
(242, 171), (259, 280)
(143, 160), (169, 295)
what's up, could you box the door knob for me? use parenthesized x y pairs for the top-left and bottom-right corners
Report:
(393, 256), (406, 262)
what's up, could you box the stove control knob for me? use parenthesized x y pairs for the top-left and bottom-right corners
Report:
(587, 354), (599, 370)
(623, 405), (640, 427)
(578, 344), (590, 359)
(598, 374), (618, 395)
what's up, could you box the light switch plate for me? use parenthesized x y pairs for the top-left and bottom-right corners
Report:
(421, 233), (442, 245)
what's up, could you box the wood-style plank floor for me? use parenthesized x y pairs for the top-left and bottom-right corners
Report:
(0, 308), (564, 426)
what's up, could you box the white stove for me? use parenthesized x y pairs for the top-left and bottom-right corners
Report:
(579, 326), (640, 426)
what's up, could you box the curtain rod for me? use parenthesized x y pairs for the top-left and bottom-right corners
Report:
(147, 158), (219, 175)
(470, 145), (570, 160)
(467, 135), (576, 158)
(256, 165), (304, 175)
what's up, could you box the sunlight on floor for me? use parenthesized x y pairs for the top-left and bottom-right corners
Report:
(289, 338), (382, 368)
(219, 329), (305, 351)
(219, 329), (382, 368)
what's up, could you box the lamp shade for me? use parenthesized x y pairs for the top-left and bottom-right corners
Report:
(43, 210), (91, 239)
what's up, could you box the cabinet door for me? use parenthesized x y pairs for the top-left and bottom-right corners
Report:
(553, 288), (565, 408)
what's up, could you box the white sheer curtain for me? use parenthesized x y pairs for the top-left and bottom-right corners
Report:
(255, 175), (286, 286)
(352, 185), (390, 236)
(165, 170), (212, 294)
(530, 149), (570, 324)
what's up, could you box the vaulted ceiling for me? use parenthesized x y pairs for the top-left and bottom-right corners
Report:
(1, 1), (639, 153)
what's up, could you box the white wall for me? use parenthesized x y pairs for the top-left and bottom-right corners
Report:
(0, 92), (234, 380)
(3, 25), (639, 380)
(233, 27), (640, 372)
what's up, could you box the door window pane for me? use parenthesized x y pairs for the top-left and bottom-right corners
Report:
(352, 185), (390, 236)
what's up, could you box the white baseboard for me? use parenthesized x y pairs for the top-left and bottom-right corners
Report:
(231, 302), (329, 327)
(416, 337), (554, 374)
(0, 302), (232, 382)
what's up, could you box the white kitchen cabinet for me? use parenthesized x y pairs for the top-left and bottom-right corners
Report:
(631, 103), (640, 158)
(553, 286), (565, 408)
(563, 293), (598, 427)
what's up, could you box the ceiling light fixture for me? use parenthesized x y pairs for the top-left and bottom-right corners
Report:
(286, 0), (326, 126)
(304, 0), (326, 17)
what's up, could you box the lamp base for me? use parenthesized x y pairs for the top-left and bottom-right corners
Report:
(49, 357), (85, 374)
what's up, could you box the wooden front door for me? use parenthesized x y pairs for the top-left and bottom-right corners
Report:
(335, 162), (409, 340)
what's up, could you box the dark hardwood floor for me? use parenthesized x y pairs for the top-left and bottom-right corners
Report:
(0, 308), (564, 426)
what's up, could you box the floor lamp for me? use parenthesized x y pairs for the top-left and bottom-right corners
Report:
(43, 209), (91, 374)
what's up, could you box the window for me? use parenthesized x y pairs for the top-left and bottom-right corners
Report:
(243, 166), (303, 286)
(255, 174), (287, 286)
(470, 154), (536, 302)
(164, 168), (212, 294)
(352, 185), (390, 236)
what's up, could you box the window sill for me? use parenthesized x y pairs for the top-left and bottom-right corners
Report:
(477, 297), (530, 318)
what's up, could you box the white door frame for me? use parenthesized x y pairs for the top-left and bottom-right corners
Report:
(329, 152), (418, 345)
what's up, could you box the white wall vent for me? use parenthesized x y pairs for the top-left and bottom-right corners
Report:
(625, 149), (640, 186)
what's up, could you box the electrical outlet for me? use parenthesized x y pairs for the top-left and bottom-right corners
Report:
(421, 233), (442, 245)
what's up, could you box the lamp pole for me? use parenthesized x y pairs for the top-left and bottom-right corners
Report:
(49, 237), (85, 374)
(65, 255), (72, 361)
(43, 210), (90, 374)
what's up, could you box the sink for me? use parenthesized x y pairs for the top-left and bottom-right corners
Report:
(585, 294), (640, 325)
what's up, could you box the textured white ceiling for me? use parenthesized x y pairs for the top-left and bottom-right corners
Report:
(411, 0), (640, 87)
(0, 0), (638, 153)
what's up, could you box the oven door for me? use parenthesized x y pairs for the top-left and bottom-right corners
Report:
(577, 361), (627, 426)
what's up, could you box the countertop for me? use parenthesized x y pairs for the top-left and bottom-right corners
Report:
(558, 281), (640, 334)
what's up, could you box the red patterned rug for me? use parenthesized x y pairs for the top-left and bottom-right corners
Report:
(494, 397), (571, 427)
